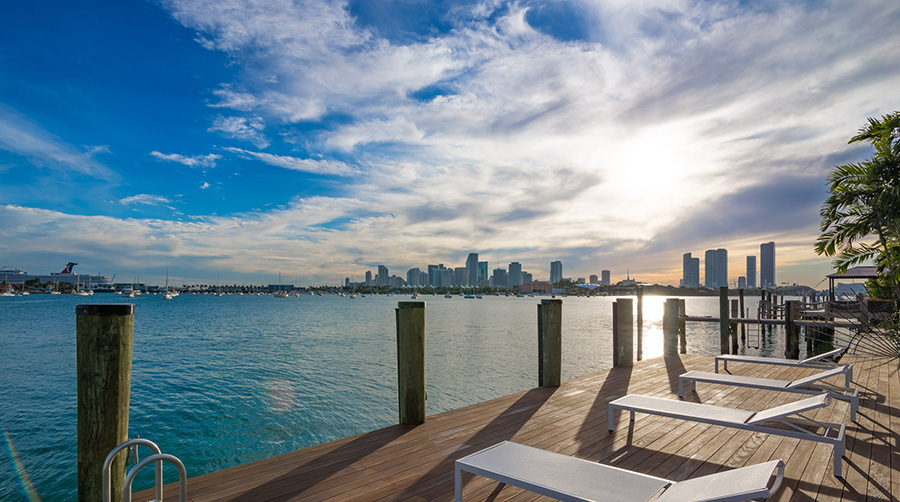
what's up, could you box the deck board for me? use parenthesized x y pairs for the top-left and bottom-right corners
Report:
(134, 352), (898, 502)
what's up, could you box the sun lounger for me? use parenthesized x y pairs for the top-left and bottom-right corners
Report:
(715, 347), (851, 385)
(679, 366), (859, 421)
(454, 440), (785, 502)
(608, 393), (845, 477)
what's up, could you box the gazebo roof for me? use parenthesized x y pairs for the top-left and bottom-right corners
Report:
(826, 266), (878, 280)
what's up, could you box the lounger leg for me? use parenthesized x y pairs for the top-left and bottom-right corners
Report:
(834, 446), (843, 477)
(455, 465), (463, 502)
(715, 359), (720, 373)
(608, 406), (616, 431)
(679, 378), (684, 397)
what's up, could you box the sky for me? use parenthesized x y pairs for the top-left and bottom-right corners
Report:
(1, 0), (899, 288)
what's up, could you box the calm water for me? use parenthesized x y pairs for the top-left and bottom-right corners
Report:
(0, 293), (786, 500)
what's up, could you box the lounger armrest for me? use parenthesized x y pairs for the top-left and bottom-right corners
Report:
(655, 459), (785, 502)
(798, 347), (846, 365)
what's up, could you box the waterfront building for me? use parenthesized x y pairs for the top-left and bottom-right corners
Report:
(550, 261), (563, 283)
(746, 256), (757, 289)
(365, 270), (372, 286)
(428, 264), (445, 286)
(406, 268), (421, 287)
(682, 253), (700, 288)
(466, 253), (478, 286)
(704, 249), (716, 287)
(522, 272), (533, 284)
(440, 268), (453, 287)
(454, 267), (467, 287)
(601, 270), (610, 286)
(509, 262), (523, 287)
(738, 276), (747, 289)
(520, 280), (552, 294)
(477, 261), (488, 284)
(378, 265), (389, 286)
(761, 242), (775, 288)
(589, 274), (598, 285)
(492, 268), (508, 287)
(716, 248), (728, 288)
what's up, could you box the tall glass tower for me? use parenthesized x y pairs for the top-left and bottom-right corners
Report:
(760, 242), (775, 288)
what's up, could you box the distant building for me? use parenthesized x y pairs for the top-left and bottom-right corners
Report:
(522, 272), (533, 284)
(378, 265), (389, 286)
(746, 256), (757, 289)
(406, 268), (421, 287)
(738, 276), (746, 289)
(589, 274), (599, 285)
(550, 261), (563, 283)
(520, 280), (552, 294)
(704, 249), (728, 288)
(466, 252), (478, 286)
(492, 268), (508, 287)
(428, 264), (445, 286)
(682, 252), (700, 287)
(601, 270), (610, 286)
(576, 277), (585, 284)
(509, 262), (523, 287)
(477, 261), (488, 284)
(365, 270), (372, 286)
(454, 267), (467, 287)
(760, 242), (775, 289)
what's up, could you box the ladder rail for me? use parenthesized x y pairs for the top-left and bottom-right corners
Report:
(123, 453), (187, 502)
(103, 438), (162, 502)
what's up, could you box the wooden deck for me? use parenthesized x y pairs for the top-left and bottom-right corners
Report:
(136, 353), (899, 501)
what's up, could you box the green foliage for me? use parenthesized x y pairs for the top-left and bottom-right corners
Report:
(816, 112), (900, 304)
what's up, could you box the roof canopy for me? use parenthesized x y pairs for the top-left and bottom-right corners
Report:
(826, 266), (878, 280)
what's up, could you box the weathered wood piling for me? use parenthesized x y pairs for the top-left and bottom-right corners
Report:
(76, 304), (134, 502)
(396, 301), (426, 425)
(537, 299), (562, 387)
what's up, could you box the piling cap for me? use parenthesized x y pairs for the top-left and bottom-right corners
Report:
(76, 304), (135, 315)
(397, 301), (426, 308)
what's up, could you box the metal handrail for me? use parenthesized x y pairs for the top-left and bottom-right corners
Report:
(103, 438), (162, 502)
(123, 454), (187, 502)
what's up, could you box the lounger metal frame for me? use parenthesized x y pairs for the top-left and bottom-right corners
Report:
(608, 393), (846, 477)
(455, 441), (785, 502)
(715, 347), (852, 385)
(679, 366), (859, 421)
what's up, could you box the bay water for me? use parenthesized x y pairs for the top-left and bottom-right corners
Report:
(0, 293), (785, 500)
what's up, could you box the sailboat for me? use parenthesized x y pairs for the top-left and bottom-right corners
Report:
(162, 269), (174, 300)
(73, 276), (90, 296)
(273, 271), (288, 298)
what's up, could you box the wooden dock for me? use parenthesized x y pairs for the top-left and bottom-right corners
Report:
(136, 353), (898, 501)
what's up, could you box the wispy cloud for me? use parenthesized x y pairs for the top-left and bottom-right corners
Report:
(221, 147), (357, 176)
(208, 115), (269, 148)
(0, 104), (118, 179)
(151, 151), (222, 168)
(120, 194), (172, 206)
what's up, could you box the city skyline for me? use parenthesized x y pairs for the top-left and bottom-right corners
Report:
(2, 2), (898, 288)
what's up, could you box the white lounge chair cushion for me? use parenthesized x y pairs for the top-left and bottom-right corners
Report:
(785, 366), (848, 389)
(610, 395), (755, 424)
(654, 460), (782, 502)
(456, 441), (668, 502)
(681, 371), (791, 389)
(746, 393), (829, 425)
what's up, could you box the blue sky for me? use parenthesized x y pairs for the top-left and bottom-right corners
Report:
(1, 0), (899, 287)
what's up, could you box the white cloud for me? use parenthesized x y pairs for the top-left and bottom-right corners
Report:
(208, 115), (269, 148)
(151, 151), (221, 168)
(200, 181), (210, 189)
(0, 104), (118, 179)
(120, 194), (172, 206)
(221, 147), (357, 176)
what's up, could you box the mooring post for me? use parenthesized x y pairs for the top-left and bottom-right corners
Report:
(730, 299), (739, 353)
(396, 301), (425, 425)
(718, 287), (729, 354)
(739, 289), (746, 345)
(784, 300), (800, 359)
(77, 304), (134, 502)
(636, 286), (643, 362)
(678, 299), (687, 354)
(616, 298), (634, 367)
(612, 302), (619, 367)
(538, 299), (562, 387)
(663, 299), (679, 356)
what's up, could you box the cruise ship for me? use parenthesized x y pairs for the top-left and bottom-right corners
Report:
(0, 262), (112, 287)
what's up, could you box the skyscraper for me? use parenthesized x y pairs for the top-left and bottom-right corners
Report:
(477, 261), (488, 284)
(715, 248), (728, 288)
(365, 270), (372, 286)
(378, 265), (389, 286)
(406, 268), (420, 287)
(746, 256), (757, 289)
(589, 274), (599, 284)
(760, 242), (775, 288)
(492, 268), (508, 287)
(466, 252), (478, 286)
(682, 252), (700, 287)
(550, 261), (563, 283)
(509, 262), (523, 286)
(704, 249), (717, 287)
(601, 270), (610, 286)
(454, 267), (467, 287)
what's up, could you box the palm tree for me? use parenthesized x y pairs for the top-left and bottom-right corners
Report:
(815, 112), (900, 304)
